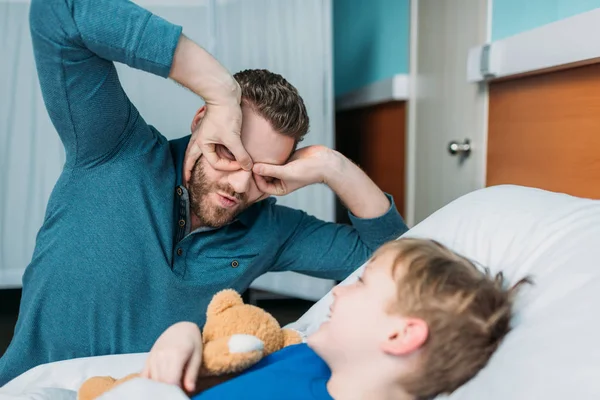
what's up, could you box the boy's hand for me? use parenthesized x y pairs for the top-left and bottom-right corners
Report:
(140, 322), (203, 393)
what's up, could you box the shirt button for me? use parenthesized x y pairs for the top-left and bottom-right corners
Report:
(177, 248), (183, 256)
(176, 187), (183, 196)
(231, 260), (239, 268)
(178, 219), (185, 227)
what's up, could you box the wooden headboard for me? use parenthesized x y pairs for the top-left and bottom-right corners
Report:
(487, 63), (600, 199)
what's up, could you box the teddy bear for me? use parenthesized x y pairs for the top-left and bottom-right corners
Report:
(78, 289), (303, 400)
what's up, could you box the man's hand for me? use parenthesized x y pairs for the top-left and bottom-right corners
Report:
(255, 145), (391, 220)
(252, 145), (333, 196)
(183, 100), (252, 183)
(140, 322), (203, 394)
(168, 35), (253, 182)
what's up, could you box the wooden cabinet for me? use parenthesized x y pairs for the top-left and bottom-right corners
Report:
(335, 101), (406, 223)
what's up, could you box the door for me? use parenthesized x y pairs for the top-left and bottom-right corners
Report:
(407, 0), (489, 225)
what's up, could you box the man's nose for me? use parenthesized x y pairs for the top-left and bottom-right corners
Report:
(228, 169), (253, 194)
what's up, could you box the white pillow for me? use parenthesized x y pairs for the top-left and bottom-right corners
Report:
(288, 185), (600, 399)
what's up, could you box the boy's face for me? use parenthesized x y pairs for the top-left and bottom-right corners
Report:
(308, 248), (429, 370)
(308, 250), (400, 364)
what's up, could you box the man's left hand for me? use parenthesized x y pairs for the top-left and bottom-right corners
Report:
(252, 145), (335, 196)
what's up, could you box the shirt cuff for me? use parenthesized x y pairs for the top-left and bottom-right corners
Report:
(347, 193), (408, 248)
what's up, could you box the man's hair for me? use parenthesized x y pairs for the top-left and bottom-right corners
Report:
(233, 69), (309, 147)
(376, 238), (530, 399)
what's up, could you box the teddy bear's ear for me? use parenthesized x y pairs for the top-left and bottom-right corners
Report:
(207, 289), (244, 316)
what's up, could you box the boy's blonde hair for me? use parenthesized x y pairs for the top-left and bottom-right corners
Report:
(376, 238), (530, 399)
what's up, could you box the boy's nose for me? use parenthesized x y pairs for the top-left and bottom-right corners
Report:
(332, 285), (344, 297)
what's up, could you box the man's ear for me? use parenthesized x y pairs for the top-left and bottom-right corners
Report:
(381, 317), (428, 357)
(190, 105), (207, 133)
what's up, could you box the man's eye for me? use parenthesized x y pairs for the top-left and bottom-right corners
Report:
(217, 145), (235, 160)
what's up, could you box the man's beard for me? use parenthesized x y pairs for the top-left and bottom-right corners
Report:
(188, 160), (248, 228)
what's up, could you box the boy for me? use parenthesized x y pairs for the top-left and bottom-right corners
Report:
(141, 238), (529, 399)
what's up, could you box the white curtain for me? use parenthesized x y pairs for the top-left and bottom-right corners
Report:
(0, 0), (335, 301)
(0, 0), (64, 289)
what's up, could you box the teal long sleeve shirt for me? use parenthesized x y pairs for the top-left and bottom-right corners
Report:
(0, 0), (408, 385)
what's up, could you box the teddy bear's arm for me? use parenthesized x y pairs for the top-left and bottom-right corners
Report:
(282, 328), (303, 347)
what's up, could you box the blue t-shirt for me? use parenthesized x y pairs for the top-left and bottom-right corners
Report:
(194, 344), (333, 400)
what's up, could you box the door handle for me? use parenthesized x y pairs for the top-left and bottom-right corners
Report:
(448, 139), (471, 157)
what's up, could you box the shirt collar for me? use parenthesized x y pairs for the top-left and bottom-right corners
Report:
(169, 135), (264, 229)
(236, 200), (264, 227)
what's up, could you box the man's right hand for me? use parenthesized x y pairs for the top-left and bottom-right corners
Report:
(183, 100), (252, 183)
(140, 321), (203, 393)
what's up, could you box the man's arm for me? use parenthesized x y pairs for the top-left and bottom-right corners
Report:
(254, 145), (395, 220)
(29, 0), (239, 168)
(270, 197), (407, 280)
(322, 149), (391, 219)
(253, 146), (407, 279)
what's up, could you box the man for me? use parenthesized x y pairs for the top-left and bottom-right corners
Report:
(0, 0), (407, 385)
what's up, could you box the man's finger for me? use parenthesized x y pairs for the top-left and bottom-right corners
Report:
(254, 174), (287, 196)
(252, 163), (286, 180)
(254, 174), (276, 194)
(213, 157), (244, 171)
(183, 143), (202, 183)
(201, 143), (243, 172)
(223, 136), (253, 171)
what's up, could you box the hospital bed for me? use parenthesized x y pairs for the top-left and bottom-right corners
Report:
(1, 184), (600, 399)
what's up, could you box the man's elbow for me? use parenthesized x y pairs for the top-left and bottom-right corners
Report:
(29, 0), (67, 36)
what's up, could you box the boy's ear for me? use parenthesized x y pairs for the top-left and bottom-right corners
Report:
(190, 105), (207, 133)
(381, 317), (428, 357)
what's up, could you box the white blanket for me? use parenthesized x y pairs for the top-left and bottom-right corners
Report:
(3, 185), (600, 399)
(0, 352), (190, 400)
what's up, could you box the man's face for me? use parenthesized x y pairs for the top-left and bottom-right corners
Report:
(308, 250), (402, 366)
(187, 104), (295, 228)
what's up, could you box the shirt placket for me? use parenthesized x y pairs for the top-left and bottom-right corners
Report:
(172, 185), (191, 276)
